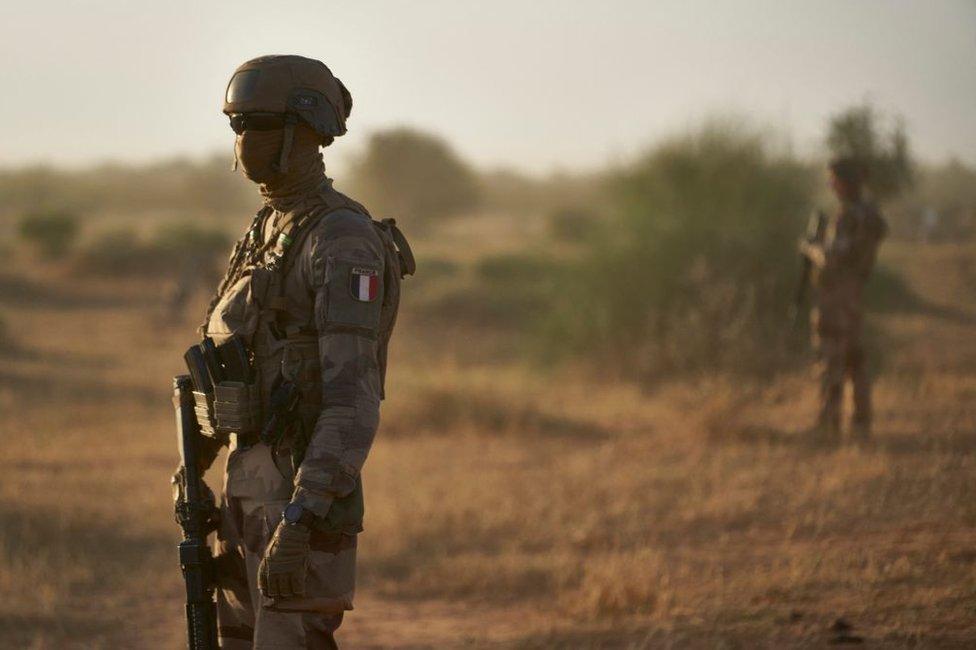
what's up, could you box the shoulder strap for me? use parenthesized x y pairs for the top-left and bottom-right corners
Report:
(377, 218), (416, 278)
(199, 206), (273, 335)
(267, 204), (371, 339)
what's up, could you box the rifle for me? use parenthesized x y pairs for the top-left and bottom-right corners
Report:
(173, 375), (219, 650)
(792, 209), (827, 326)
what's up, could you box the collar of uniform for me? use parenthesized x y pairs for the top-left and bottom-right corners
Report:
(259, 163), (331, 212)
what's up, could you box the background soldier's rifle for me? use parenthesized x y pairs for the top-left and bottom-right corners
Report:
(792, 209), (827, 327)
(173, 375), (219, 650)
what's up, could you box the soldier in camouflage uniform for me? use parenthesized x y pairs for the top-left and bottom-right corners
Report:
(799, 157), (887, 441)
(186, 55), (413, 649)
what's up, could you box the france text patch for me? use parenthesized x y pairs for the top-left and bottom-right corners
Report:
(350, 267), (379, 302)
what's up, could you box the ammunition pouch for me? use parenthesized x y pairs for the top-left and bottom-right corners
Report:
(192, 381), (263, 446)
(184, 335), (259, 446)
(213, 380), (263, 438)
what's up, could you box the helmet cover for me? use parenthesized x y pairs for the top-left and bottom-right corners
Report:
(223, 55), (349, 139)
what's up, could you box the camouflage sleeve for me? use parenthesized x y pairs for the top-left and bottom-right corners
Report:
(291, 215), (384, 519)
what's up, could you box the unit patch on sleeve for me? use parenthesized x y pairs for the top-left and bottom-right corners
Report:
(350, 267), (379, 302)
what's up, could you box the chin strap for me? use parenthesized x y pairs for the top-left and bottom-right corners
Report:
(275, 114), (299, 174)
(231, 138), (239, 171)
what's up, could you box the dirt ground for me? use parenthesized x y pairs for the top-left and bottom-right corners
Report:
(1, 234), (974, 648)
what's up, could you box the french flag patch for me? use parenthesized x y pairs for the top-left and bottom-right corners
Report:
(350, 267), (379, 302)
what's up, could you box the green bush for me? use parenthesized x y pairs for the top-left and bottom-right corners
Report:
(74, 221), (230, 277)
(76, 227), (154, 275)
(18, 210), (80, 259)
(826, 103), (913, 201)
(350, 127), (479, 224)
(539, 122), (815, 378)
(153, 221), (231, 259)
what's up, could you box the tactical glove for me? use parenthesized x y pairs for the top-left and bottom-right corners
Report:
(258, 521), (311, 599)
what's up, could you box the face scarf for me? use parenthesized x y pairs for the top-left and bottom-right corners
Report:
(235, 125), (327, 210)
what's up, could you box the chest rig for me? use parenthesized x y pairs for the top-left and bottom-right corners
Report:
(190, 194), (413, 542)
(199, 187), (414, 455)
(203, 189), (414, 347)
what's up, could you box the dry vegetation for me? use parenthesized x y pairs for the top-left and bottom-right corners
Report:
(1, 119), (975, 648)
(0, 202), (974, 648)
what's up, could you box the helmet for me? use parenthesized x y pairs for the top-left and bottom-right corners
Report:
(223, 55), (351, 141)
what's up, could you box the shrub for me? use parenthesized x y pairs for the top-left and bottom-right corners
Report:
(18, 210), (80, 259)
(75, 227), (155, 275)
(74, 222), (230, 277)
(539, 122), (815, 378)
(826, 103), (913, 201)
(350, 127), (479, 224)
(153, 221), (231, 260)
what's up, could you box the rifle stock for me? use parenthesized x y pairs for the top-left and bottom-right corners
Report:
(173, 375), (219, 650)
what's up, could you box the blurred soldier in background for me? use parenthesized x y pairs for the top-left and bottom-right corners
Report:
(184, 55), (412, 649)
(799, 157), (887, 442)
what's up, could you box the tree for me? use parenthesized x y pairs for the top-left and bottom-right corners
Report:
(542, 122), (815, 377)
(826, 103), (913, 200)
(350, 127), (479, 224)
(18, 210), (80, 259)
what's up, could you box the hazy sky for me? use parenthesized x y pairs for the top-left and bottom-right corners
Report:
(2, 0), (974, 173)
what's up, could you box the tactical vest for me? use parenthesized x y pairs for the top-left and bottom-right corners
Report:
(203, 188), (414, 398)
(196, 188), (413, 536)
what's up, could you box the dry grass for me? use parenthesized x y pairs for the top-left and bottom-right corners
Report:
(0, 222), (974, 648)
